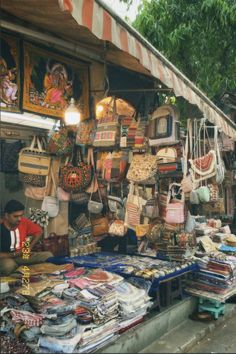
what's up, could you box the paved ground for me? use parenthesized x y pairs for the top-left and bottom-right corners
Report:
(187, 314), (236, 353)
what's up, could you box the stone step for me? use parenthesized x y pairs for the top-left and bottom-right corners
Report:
(98, 296), (197, 353)
(140, 303), (236, 353)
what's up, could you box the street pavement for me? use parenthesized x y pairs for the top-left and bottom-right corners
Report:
(187, 314), (236, 353)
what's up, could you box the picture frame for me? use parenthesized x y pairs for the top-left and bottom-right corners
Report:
(23, 42), (89, 119)
(0, 32), (21, 113)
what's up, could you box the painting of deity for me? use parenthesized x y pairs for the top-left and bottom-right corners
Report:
(23, 43), (89, 119)
(0, 33), (21, 112)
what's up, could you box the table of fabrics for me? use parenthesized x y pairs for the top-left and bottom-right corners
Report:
(0, 264), (152, 353)
(48, 252), (198, 297)
(185, 252), (236, 302)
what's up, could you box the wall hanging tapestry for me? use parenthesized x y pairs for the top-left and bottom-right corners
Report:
(23, 42), (89, 119)
(0, 32), (21, 112)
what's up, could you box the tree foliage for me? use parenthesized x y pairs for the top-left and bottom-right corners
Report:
(121, 0), (236, 105)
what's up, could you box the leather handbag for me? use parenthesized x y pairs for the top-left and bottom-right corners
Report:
(91, 217), (109, 237)
(165, 183), (185, 224)
(127, 153), (158, 184)
(18, 136), (51, 176)
(109, 220), (127, 237)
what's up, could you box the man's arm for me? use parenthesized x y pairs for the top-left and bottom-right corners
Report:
(28, 232), (42, 252)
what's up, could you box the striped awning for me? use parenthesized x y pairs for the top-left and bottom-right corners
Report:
(59, 0), (236, 140)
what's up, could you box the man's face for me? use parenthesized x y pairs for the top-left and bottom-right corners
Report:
(5, 210), (24, 228)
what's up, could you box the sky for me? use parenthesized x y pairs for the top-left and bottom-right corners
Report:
(103, 0), (142, 22)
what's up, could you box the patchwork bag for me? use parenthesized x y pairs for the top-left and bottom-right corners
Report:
(47, 127), (74, 156)
(102, 150), (128, 183)
(76, 118), (96, 145)
(165, 183), (185, 224)
(127, 153), (158, 185)
(208, 183), (219, 202)
(146, 223), (163, 243)
(93, 97), (120, 147)
(18, 136), (51, 176)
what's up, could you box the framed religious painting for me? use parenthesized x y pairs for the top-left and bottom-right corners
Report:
(23, 42), (90, 119)
(0, 32), (21, 112)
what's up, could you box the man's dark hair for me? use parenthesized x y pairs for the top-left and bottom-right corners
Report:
(4, 200), (25, 214)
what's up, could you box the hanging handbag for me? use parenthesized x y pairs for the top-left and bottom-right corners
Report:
(214, 127), (225, 184)
(25, 185), (47, 201)
(22, 173), (46, 187)
(41, 169), (59, 218)
(142, 197), (159, 219)
(127, 153), (158, 184)
(146, 223), (163, 243)
(156, 147), (177, 164)
(165, 183), (185, 224)
(57, 187), (71, 202)
(2, 140), (24, 173)
(107, 183), (125, 220)
(93, 97), (120, 147)
(185, 211), (196, 233)
(76, 118), (96, 145)
(196, 186), (210, 203)
(124, 183), (146, 230)
(86, 148), (98, 194)
(88, 184), (103, 214)
(103, 150), (128, 183)
(70, 192), (89, 205)
(208, 183), (219, 202)
(91, 217), (109, 237)
(190, 190), (200, 205)
(59, 147), (92, 193)
(47, 127), (74, 156)
(135, 224), (151, 238)
(18, 135), (51, 176)
(109, 220), (127, 237)
(181, 120), (194, 193)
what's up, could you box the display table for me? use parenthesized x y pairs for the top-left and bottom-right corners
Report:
(48, 252), (198, 310)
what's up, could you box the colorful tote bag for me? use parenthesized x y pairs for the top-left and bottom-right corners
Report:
(93, 97), (120, 147)
(127, 153), (158, 185)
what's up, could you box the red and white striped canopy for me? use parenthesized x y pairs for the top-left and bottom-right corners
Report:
(59, 0), (236, 139)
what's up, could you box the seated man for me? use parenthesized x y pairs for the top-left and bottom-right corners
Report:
(0, 199), (53, 275)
